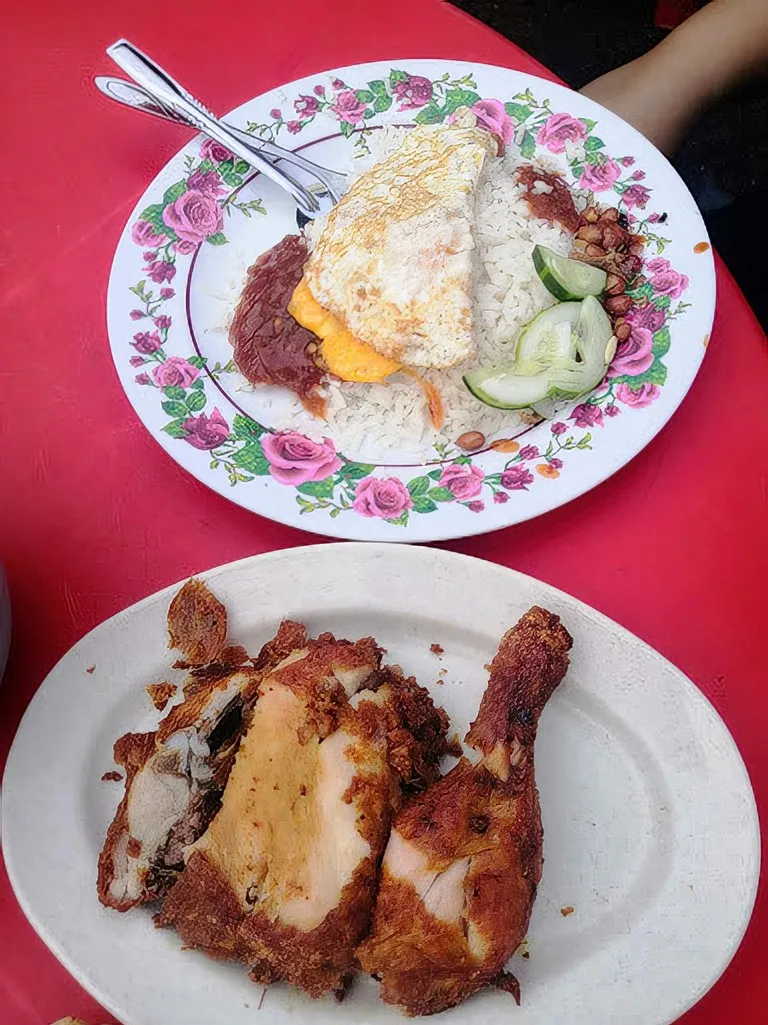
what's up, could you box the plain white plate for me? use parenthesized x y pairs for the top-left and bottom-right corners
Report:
(1, 545), (758, 1025)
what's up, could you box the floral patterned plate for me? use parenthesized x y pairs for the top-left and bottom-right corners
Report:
(107, 60), (715, 541)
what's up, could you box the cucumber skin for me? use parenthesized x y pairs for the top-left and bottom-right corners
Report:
(532, 246), (608, 302)
(532, 246), (577, 302)
(462, 372), (550, 410)
(463, 374), (522, 410)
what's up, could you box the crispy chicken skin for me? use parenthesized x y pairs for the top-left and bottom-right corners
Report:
(157, 636), (449, 998)
(357, 606), (572, 1016)
(97, 578), (306, 911)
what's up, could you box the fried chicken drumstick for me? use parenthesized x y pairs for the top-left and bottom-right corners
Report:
(358, 606), (572, 1016)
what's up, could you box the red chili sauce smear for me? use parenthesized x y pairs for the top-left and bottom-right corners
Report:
(229, 234), (325, 417)
(515, 165), (581, 234)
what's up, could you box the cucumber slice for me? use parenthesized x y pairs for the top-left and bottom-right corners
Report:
(515, 302), (581, 367)
(544, 299), (612, 396)
(574, 294), (614, 377)
(465, 295), (615, 412)
(463, 366), (556, 410)
(533, 245), (608, 301)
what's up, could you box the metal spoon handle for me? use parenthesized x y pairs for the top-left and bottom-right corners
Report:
(106, 39), (320, 215)
(94, 75), (346, 203)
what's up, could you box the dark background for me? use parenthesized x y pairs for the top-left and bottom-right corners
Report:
(454, 0), (768, 326)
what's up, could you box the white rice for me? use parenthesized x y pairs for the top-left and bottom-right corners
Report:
(234, 129), (576, 461)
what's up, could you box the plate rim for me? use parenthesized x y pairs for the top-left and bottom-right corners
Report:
(105, 58), (716, 543)
(1, 543), (758, 1025)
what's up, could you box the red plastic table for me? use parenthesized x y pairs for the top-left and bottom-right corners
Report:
(1, 1), (766, 1022)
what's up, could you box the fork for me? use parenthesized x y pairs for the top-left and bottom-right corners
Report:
(105, 39), (341, 218)
(94, 75), (347, 205)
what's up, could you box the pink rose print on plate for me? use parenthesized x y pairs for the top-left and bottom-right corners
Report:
(616, 382), (661, 408)
(163, 190), (223, 245)
(262, 432), (342, 486)
(570, 403), (604, 429)
(132, 331), (162, 355)
(145, 260), (176, 283)
(439, 464), (484, 500)
(470, 99), (515, 146)
(186, 169), (226, 199)
(200, 139), (233, 164)
(152, 357), (200, 389)
(536, 113), (586, 154)
(294, 94), (320, 117)
(628, 303), (665, 334)
(622, 184), (651, 209)
(551, 422), (568, 436)
(182, 408), (230, 450)
(130, 309), (144, 321)
(468, 501), (485, 513)
(286, 121), (302, 134)
(331, 89), (367, 125)
(353, 477), (413, 520)
(160, 287), (175, 300)
(645, 257), (689, 299)
(579, 159), (622, 192)
(609, 325), (654, 378)
(132, 220), (168, 248)
(393, 75), (433, 111)
(501, 465), (534, 491)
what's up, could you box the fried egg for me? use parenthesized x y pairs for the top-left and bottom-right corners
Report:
(291, 125), (497, 373)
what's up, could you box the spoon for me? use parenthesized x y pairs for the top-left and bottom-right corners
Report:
(106, 39), (326, 219)
(94, 75), (347, 206)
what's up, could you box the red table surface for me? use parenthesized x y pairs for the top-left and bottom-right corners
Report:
(1, 1), (766, 1023)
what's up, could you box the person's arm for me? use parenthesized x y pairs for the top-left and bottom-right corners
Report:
(581, 0), (768, 153)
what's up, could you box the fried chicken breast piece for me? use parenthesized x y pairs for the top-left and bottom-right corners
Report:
(358, 606), (572, 1016)
(97, 665), (261, 910)
(97, 576), (306, 911)
(157, 637), (449, 998)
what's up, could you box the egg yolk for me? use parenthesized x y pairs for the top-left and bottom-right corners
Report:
(288, 279), (443, 429)
(288, 279), (401, 383)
